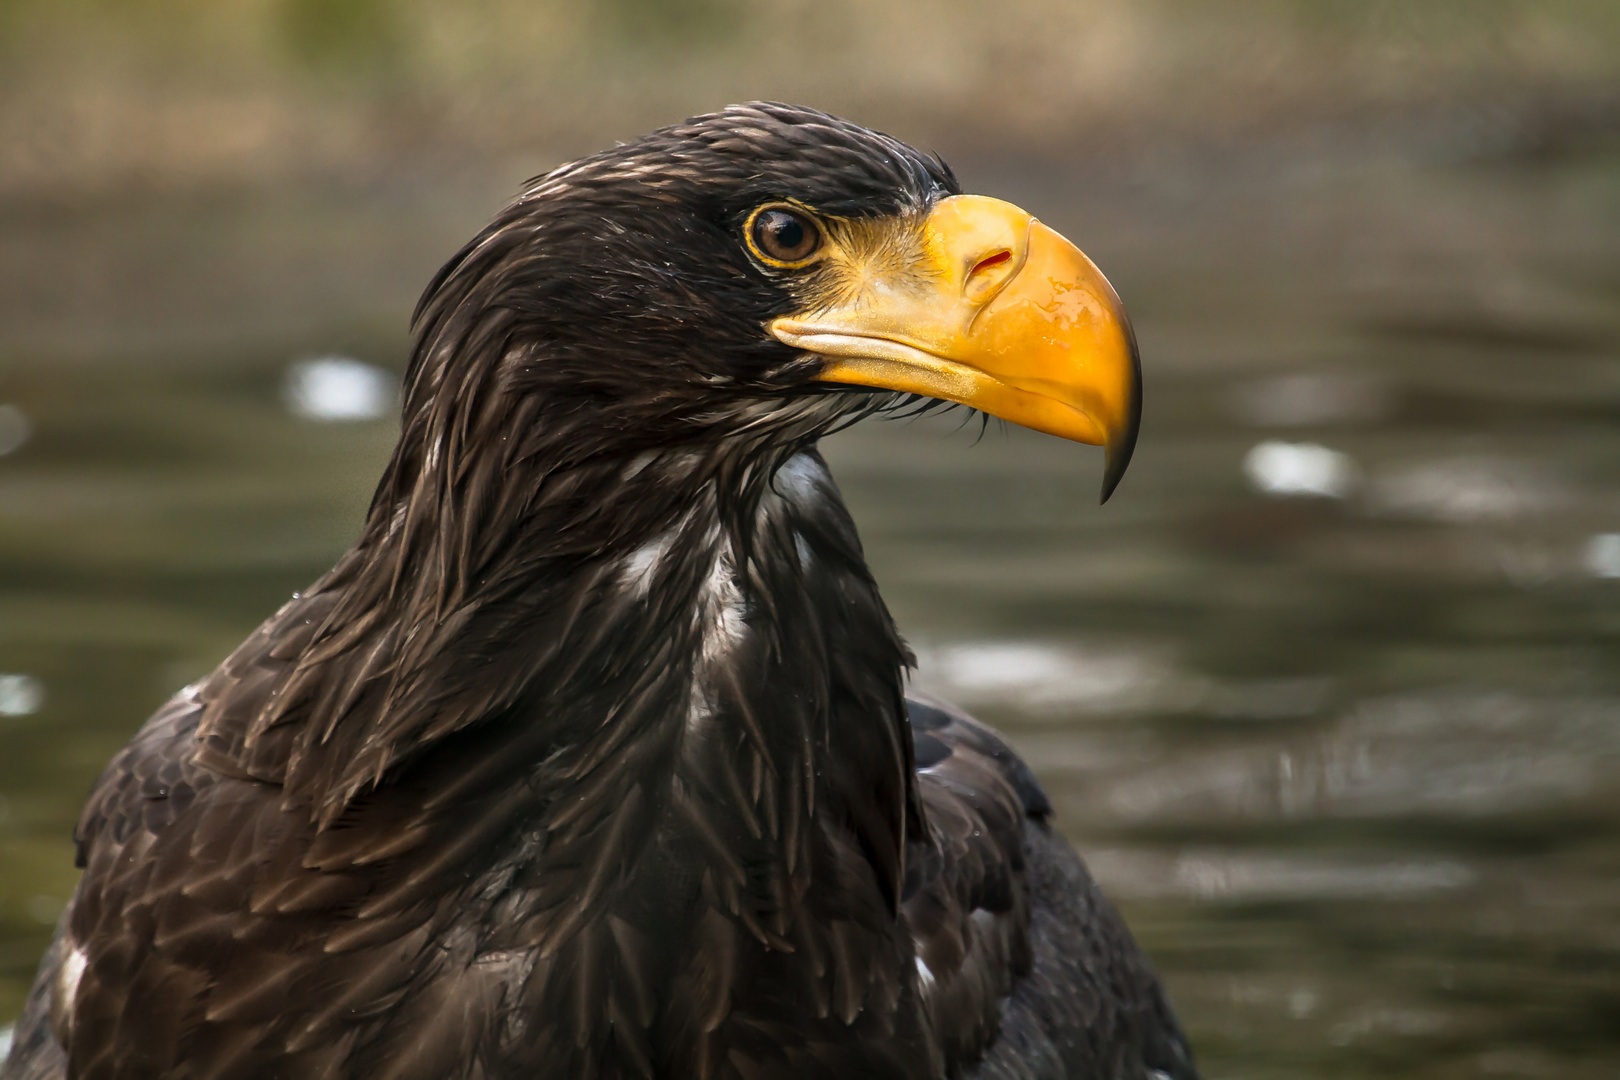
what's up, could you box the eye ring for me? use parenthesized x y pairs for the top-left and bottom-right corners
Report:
(745, 204), (824, 267)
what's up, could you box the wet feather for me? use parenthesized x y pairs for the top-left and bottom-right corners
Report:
(3, 103), (1195, 1080)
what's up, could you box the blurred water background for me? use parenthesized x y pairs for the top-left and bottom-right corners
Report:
(2, 1), (1620, 1075)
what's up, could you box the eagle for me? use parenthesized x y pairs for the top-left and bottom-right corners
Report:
(3, 103), (1194, 1080)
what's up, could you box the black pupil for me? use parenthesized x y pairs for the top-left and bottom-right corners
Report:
(768, 214), (804, 251)
(758, 210), (813, 260)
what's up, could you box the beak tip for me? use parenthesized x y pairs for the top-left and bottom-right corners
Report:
(1098, 324), (1143, 506)
(1099, 444), (1130, 504)
(1099, 468), (1121, 505)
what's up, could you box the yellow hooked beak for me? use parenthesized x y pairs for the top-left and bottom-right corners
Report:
(770, 195), (1141, 501)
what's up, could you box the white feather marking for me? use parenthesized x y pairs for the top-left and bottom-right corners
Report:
(620, 528), (676, 598)
(59, 945), (87, 1008)
(697, 541), (747, 667)
(915, 955), (935, 992)
(686, 532), (748, 735)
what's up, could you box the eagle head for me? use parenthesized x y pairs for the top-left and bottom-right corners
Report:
(404, 102), (1140, 503)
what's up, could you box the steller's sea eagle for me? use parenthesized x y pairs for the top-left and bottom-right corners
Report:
(2, 103), (1194, 1080)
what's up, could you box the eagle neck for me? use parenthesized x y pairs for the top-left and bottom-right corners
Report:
(459, 442), (928, 1064)
(193, 419), (931, 1072)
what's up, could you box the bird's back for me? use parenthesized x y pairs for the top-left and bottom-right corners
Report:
(901, 696), (1198, 1080)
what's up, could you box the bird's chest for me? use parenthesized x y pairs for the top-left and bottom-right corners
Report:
(369, 452), (927, 1076)
(408, 737), (931, 1080)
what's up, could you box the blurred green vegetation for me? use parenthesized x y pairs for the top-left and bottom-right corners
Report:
(0, 0), (1616, 199)
(1, 0), (1616, 80)
(279, 0), (403, 71)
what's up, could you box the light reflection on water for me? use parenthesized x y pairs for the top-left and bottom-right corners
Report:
(1243, 440), (1360, 499)
(0, 675), (43, 717)
(284, 357), (397, 421)
(1, 138), (1618, 1076)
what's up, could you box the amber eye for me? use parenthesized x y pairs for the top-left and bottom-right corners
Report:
(750, 207), (821, 264)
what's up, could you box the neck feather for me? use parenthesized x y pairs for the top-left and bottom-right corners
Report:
(191, 432), (930, 1073)
(196, 432), (920, 862)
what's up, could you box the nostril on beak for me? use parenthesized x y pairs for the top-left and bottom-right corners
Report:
(969, 250), (1011, 279)
(965, 249), (1014, 302)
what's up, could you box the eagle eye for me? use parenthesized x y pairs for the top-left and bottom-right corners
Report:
(749, 207), (821, 265)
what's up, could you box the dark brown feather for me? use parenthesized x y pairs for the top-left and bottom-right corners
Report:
(2, 103), (1195, 1080)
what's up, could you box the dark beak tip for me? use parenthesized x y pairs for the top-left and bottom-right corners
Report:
(1099, 438), (1132, 503)
(1098, 324), (1143, 505)
(1099, 457), (1125, 504)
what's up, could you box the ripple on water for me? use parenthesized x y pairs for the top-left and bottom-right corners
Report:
(1367, 456), (1567, 523)
(910, 640), (1196, 716)
(1087, 848), (1476, 903)
(1106, 690), (1620, 825)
